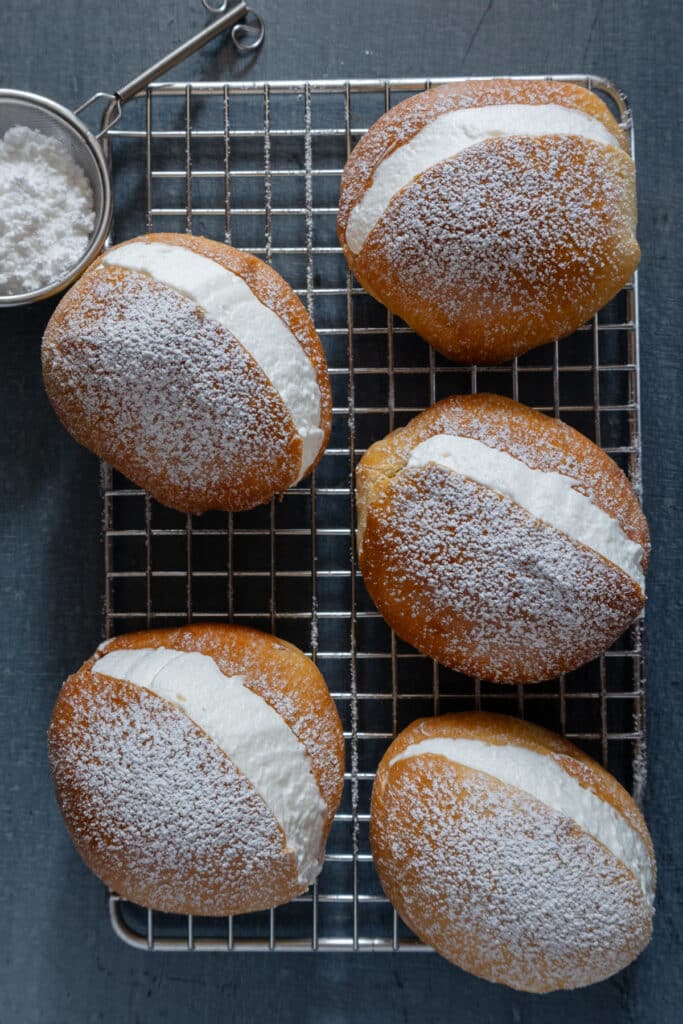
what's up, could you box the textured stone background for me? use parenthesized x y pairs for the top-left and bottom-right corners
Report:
(0, 1), (680, 1020)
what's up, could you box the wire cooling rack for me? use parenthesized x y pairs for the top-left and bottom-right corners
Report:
(100, 76), (644, 951)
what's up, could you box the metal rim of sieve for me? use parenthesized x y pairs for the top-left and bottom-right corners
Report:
(0, 2), (264, 308)
(0, 88), (114, 308)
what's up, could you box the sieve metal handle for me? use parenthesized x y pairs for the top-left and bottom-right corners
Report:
(116, 1), (261, 104)
(74, 2), (264, 136)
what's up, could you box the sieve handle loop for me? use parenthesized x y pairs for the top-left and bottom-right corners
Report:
(72, 92), (123, 140)
(201, 0), (265, 50)
(73, 92), (115, 117)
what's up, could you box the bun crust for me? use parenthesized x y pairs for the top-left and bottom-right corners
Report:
(48, 624), (344, 916)
(338, 80), (639, 364)
(42, 233), (332, 513)
(371, 712), (655, 992)
(356, 393), (649, 683)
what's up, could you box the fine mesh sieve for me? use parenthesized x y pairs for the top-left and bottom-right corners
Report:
(0, 1), (264, 307)
(0, 91), (112, 307)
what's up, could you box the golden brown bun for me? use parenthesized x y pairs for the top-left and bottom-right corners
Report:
(371, 712), (655, 992)
(338, 80), (639, 364)
(357, 393), (649, 683)
(42, 233), (332, 513)
(48, 624), (344, 916)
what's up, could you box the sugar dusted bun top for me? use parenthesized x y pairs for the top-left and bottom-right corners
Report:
(49, 624), (345, 916)
(343, 95), (624, 257)
(390, 727), (654, 902)
(338, 80), (639, 364)
(42, 233), (332, 513)
(93, 643), (327, 886)
(356, 393), (649, 683)
(404, 430), (645, 590)
(371, 712), (656, 992)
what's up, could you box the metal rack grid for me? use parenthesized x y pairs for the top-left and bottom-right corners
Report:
(101, 76), (645, 951)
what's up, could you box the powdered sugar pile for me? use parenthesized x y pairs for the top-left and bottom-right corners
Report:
(0, 126), (95, 295)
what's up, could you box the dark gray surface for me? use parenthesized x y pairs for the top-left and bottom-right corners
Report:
(1, 1), (680, 1021)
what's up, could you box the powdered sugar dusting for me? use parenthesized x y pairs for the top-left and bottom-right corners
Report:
(362, 463), (643, 682)
(407, 434), (645, 589)
(356, 134), (637, 361)
(93, 646), (328, 886)
(141, 625), (345, 811)
(102, 242), (323, 477)
(345, 103), (619, 254)
(367, 393), (648, 555)
(338, 81), (625, 227)
(391, 738), (654, 899)
(374, 758), (652, 991)
(42, 268), (299, 512)
(49, 675), (300, 915)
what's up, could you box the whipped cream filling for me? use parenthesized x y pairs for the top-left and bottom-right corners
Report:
(94, 646), (327, 885)
(390, 737), (654, 902)
(406, 434), (645, 591)
(345, 102), (620, 254)
(102, 242), (323, 478)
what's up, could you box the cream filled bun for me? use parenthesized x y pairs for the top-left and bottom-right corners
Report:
(48, 624), (345, 916)
(356, 393), (649, 683)
(371, 712), (655, 992)
(338, 79), (639, 364)
(42, 233), (332, 513)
